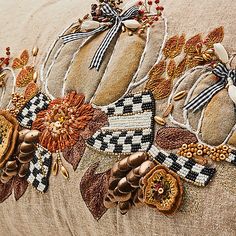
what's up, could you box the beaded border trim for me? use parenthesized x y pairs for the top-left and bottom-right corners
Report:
(148, 145), (216, 187)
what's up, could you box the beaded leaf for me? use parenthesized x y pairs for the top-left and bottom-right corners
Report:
(148, 60), (166, 80)
(204, 26), (224, 49)
(174, 57), (187, 78)
(163, 34), (185, 59)
(12, 50), (29, 69)
(147, 77), (172, 100)
(80, 162), (110, 221)
(16, 66), (34, 87)
(13, 176), (28, 201)
(0, 178), (13, 203)
(184, 34), (202, 55)
(24, 82), (39, 101)
(167, 59), (176, 79)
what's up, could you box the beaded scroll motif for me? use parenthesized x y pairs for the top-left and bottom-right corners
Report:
(0, 0), (235, 220)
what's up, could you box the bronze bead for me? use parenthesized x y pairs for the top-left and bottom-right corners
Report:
(113, 188), (132, 202)
(127, 152), (147, 168)
(118, 157), (132, 172)
(18, 129), (30, 142)
(5, 160), (18, 171)
(24, 130), (40, 143)
(103, 196), (117, 209)
(117, 177), (134, 193)
(20, 142), (36, 153)
(108, 177), (121, 191)
(18, 151), (35, 163)
(111, 162), (127, 178)
(197, 150), (203, 156)
(18, 163), (30, 178)
(139, 160), (155, 177)
(119, 201), (131, 215)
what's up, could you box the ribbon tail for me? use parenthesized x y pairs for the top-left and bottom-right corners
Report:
(184, 80), (226, 112)
(89, 18), (122, 71)
(60, 25), (108, 44)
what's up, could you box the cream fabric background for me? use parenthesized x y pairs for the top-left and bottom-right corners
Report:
(0, 0), (236, 235)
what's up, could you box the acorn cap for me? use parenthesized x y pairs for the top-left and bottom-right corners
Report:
(103, 196), (117, 209)
(106, 192), (117, 203)
(18, 129), (30, 142)
(133, 166), (141, 177)
(18, 151), (35, 163)
(108, 177), (121, 191)
(0, 171), (13, 183)
(126, 169), (140, 185)
(113, 187), (132, 202)
(20, 142), (36, 153)
(117, 177), (134, 193)
(5, 160), (18, 171)
(4, 168), (18, 176)
(118, 157), (132, 172)
(127, 152), (147, 168)
(18, 163), (30, 178)
(118, 201), (132, 215)
(139, 160), (155, 177)
(111, 162), (128, 178)
(24, 130), (40, 143)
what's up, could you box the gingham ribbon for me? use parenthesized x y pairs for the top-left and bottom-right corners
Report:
(185, 63), (236, 112)
(61, 4), (139, 70)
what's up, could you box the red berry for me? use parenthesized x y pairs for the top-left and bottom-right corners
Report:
(154, 16), (159, 21)
(156, 6), (160, 10)
(148, 1), (153, 5)
(6, 51), (10, 56)
(155, 0), (160, 3)
(159, 6), (164, 10)
(138, 1), (143, 5)
(6, 47), (10, 51)
(139, 9), (145, 15)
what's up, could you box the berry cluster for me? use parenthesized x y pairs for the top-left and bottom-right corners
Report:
(136, 0), (164, 35)
(0, 47), (11, 70)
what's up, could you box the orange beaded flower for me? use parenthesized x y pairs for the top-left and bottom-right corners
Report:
(142, 165), (183, 215)
(32, 91), (94, 153)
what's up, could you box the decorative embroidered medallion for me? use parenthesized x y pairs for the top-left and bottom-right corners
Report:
(87, 91), (155, 154)
(142, 165), (183, 215)
(0, 111), (19, 168)
(26, 145), (52, 193)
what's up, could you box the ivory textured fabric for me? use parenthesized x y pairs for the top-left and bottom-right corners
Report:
(1, 0), (236, 235)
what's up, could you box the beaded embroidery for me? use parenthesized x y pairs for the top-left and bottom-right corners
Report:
(26, 145), (52, 193)
(87, 91), (155, 154)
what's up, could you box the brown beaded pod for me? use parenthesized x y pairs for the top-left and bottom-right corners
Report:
(104, 152), (156, 214)
(0, 129), (40, 183)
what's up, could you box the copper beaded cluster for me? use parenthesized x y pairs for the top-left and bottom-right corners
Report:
(8, 93), (26, 117)
(178, 143), (231, 162)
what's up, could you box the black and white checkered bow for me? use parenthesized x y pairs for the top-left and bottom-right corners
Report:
(61, 4), (139, 70)
(184, 63), (236, 112)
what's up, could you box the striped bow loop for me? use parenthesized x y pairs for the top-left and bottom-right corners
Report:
(184, 63), (235, 112)
(61, 4), (139, 70)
